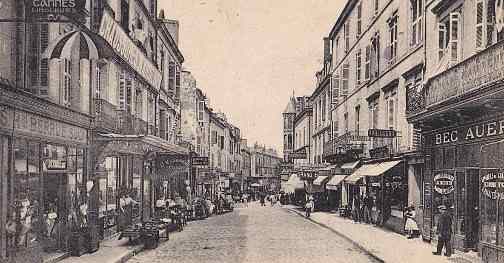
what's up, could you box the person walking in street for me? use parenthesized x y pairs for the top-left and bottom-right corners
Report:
(404, 205), (419, 239)
(433, 205), (453, 257)
(242, 194), (248, 208)
(305, 196), (314, 218)
(260, 194), (266, 206)
(363, 194), (372, 224)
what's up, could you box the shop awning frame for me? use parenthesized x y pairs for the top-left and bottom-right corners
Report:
(344, 160), (403, 184)
(313, 175), (330, 186)
(341, 161), (360, 170)
(344, 163), (380, 184)
(326, 174), (348, 190)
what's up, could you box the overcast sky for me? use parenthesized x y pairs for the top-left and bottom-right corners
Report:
(159, 0), (345, 153)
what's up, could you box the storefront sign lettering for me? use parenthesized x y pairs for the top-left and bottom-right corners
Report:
(434, 173), (455, 195)
(433, 119), (504, 145)
(25, 0), (86, 18)
(45, 159), (67, 170)
(426, 41), (504, 107)
(99, 12), (162, 90)
(14, 110), (87, 144)
(481, 170), (504, 200)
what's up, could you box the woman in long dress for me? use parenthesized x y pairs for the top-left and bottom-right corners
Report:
(405, 206), (419, 239)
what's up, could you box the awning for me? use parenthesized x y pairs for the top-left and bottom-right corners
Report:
(313, 176), (329, 186)
(344, 160), (403, 184)
(344, 163), (380, 184)
(319, 165), (337, 171)
(286, 174), (304, 189)
(306, 183), (324, 193)
(326, 174), (347, 190)
(341, 161), (360, 169)
(42, 30), (100, 60)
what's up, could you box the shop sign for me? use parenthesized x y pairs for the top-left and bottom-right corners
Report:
(434, 173), (455, 195)
(99, 12), (162, 90)
(45, 159), (67, 170)
(25, 0), (87, 18)
(14, 110), (87, 144)
(481, 169), (504, 200)
(192, 156), (209, 166)
(369, 146), (390, 159)
(426, 39), (504, 107)
(368, 129), (397, 138)
(432, 118), (504, 146)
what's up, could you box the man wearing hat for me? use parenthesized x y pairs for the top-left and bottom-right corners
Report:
(433, 205), (453, 257)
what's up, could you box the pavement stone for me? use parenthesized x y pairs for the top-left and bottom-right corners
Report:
(286, 206), (482, 263)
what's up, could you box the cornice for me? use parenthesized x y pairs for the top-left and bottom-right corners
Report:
(0, 83), (92, 129)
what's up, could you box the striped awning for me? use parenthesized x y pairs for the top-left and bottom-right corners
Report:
(42, 30), (100, 60)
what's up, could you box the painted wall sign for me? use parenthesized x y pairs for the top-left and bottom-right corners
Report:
(431, 118), (504, 146)
(434, 173), (455, 194)
(99, 12), (162, 90)
(14, 110), (87, 144)
(426, 39), (504, 107)
(25, 0), (87, 18)
(481, 169), (504, 200)
(368, 129), (397, 138)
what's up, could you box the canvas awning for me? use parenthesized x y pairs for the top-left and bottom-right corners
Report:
(286, 174), (304, 189)
(313, 176), (329, 186)
(341, 161), (360, 169)
(96, 133), (189, 156)
(326, 174), (347, 190)
(344, 160), (402, 184)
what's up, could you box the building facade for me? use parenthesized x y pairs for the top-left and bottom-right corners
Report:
(250, 144), (282, 192)
(0, 1), (192, 261)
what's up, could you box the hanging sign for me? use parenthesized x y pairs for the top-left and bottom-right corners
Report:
(192, 156), (209, 166)
(45, 159), (67, 170)
(368, 129), (397, 138)
(434, 173), (455, 194)
(481, 169), (504, 200)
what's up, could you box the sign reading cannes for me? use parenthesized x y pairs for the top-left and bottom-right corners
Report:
(25, 0), (87, 17)
(192, 157), (209, 166)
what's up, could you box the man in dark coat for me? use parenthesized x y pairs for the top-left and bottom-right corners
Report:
(433, 205), (453, 257)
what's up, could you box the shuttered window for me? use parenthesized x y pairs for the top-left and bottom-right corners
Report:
(356, 49), (362, 86)
(341, 63), (349, 97)
(344, 21), (350, 53)
(331, 73), (340, 106)
(357, 2), (362, 37)
(476, 0), (484, 49)
(438, 23), (447, 60)
(365, 45), (371, 80)
(410, 0), (423, 46)
(450, 12), (461, 63)
(168, 61), (175, 96)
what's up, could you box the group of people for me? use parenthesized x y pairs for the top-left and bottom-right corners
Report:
(351, 193), (376, 224)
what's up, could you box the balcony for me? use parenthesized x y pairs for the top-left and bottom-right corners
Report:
(367, 131), (404, 159)
(408, 39), (504, 116)
(323, 130), (369, 160)
(94, 99), (119, 132)
(118, 111), (148, 135)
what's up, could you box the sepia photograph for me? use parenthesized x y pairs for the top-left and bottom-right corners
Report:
(0, 0), (501, 262)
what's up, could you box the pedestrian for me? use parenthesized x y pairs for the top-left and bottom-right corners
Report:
(433, 205), (453, 257)
(363, 194), (372, 224)
(260, 194), (265, 206)
(270, 194), (276, 206)
(305, 196), (314, 218)
(352, 194), (361, 223)
(242, 194), (248, 208)
(404, 205), (419, 239)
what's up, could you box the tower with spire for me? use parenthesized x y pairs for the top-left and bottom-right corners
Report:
(282, 93), (297, 163)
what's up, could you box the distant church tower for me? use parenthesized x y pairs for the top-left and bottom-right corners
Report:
(282, 95), (297, 163)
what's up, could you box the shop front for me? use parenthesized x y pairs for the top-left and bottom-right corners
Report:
(344, 160), (407, 232)
(91, 134), (188, 239)
(420, 114), (504, 261)
(0, 87), (92, 262)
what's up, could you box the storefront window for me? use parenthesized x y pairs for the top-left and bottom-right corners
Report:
(455, 170), (465, 235)
(481, 193), (497, 245)
(102, 157), (118, 229)
(132, 158), (142, 219)
(7, 139), (42, 254)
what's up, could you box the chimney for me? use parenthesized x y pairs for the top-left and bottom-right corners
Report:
(323, 37), (331, 62)
(165, 20), (180, 46)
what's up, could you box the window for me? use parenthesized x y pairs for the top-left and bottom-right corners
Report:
(135, 88), (143, 117)
(355, 106), (361, 132)
(368, 98), (379, 129)
(220, 136), (225, 149)
(374, 0), (379, 15)
(175, 66), (181, 98)
(438, 11), (461, 63)
(410, 0), (423, 46)
(341, 63), (349, 97)
(168, 61), (175, 96)
(344, 112), (349, 133)
(95, 65), (102, 98)
(321, 92), (326, 122)
(160, 50), (165, 89)
(475, 0), (494, 49)
(332, 72), (340, 106)
(387, 12), (398, 63)
(357, 2), (362, 37)
(371, 33), (380, 78)
(120, 0), (130, 34)
(63, 59), (71, 105)
(386, 91), (397, 130)
(356, 49), (362, 86)
(334, 37), (340, 64)
(198, 101), (205, 121)
(365, 45), (371, 80)
(344, 21), (350, 53)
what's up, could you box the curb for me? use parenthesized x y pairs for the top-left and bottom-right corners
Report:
(114, 244), (145, 263)
(287, 207), (385, 263)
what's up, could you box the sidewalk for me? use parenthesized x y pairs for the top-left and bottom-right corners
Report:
(58, 234), (144, 263)
(286, 206), (482, 263)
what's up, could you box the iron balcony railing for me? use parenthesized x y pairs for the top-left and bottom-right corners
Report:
(323, 130), (369, 158)
(94, 98), (120, 132)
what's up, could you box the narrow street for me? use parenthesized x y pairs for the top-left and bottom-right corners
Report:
(128, 203), (378, 263)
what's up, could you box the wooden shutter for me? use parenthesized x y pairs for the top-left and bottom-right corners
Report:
(357, 2), (362, 37)
(345, 21), (350, 53)
(450, 12), (461, 62)
(40, 23), (49, 89)
(332, 73), (340, 106)
(438, 23), (446, 60)
(365, 45), (371, 80)
(476, 0), (485, 49)
(356, 49), (361, 85)
(341, 63), (349, 97)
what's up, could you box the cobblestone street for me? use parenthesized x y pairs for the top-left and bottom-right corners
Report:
(128, 203), (378, 263)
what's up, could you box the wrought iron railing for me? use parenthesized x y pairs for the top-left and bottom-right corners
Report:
(323, 130), (369, 158)
(94, 98), (119, 132)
